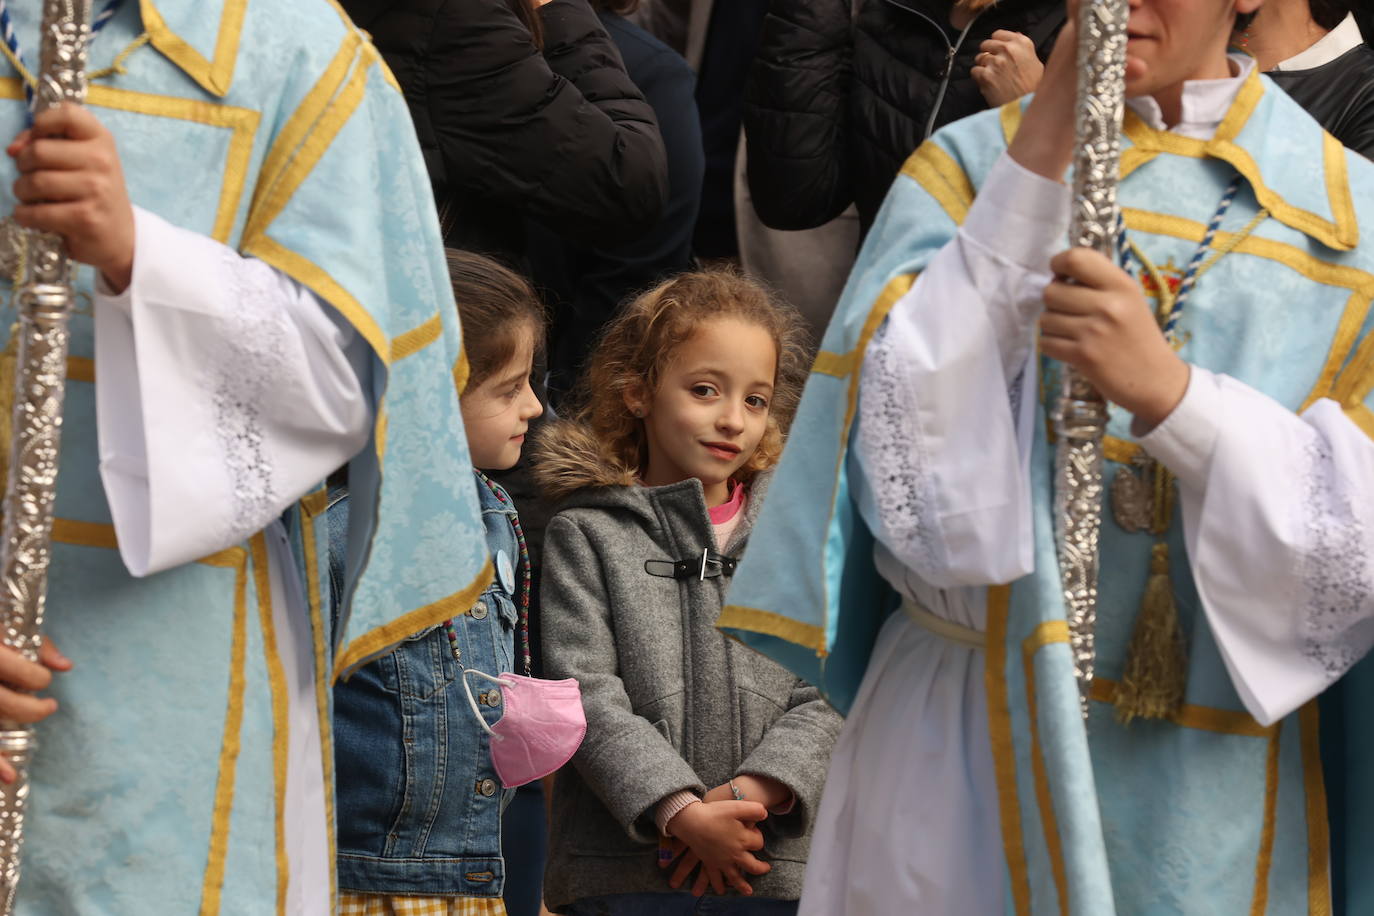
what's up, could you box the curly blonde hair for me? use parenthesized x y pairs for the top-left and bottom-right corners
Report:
(536, 269), (809, 499)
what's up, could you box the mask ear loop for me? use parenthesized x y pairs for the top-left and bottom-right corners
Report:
(461, 668), (515, 738)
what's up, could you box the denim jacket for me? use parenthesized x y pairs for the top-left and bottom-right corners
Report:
(331, 470), (520, 897)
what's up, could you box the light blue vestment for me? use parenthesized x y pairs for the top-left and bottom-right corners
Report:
(723, 70), (1374, 914)
(0, 1), (491, 911)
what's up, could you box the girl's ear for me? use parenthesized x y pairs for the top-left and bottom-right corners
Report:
(623, 383), (648, 419)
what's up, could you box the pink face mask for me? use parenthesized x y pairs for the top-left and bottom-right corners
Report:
(462, 669), (586, 788)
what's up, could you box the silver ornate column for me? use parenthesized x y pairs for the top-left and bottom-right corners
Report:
(1054, 0), (1128, 719)
(0, 1), (92, 911)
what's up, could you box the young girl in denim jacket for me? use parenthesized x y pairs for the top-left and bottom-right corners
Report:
(534, 270), (844, 915)
(332, 250), (544, 916)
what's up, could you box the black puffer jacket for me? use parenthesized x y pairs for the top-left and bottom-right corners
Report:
(1269, 44), (1374, 161)
(745, 0), (1063, 235)
(341, 0), (668, 262)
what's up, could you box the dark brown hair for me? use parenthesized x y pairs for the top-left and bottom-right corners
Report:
(446, 249), (547, 392)
(548, 268), (808, 489)
(507, 0), (544, 49)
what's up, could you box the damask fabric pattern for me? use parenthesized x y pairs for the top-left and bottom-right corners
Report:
(339, 893), (509, 916)
(0, 0), (491, 912)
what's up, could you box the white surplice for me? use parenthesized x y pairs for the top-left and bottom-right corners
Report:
(799, 57), (1374, 915)
(93, 207), (372, 915)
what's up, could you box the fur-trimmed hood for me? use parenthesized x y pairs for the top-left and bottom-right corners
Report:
(531, 419), (639, 503)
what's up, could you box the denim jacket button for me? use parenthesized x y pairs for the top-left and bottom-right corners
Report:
(471, 601), (489, 620)
(477, 778), (497, 797)
(482, 690), (502, 707)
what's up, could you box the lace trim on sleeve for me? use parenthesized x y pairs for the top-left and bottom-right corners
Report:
(206, 251), (291, 543)
(855, 320), (944, 580)
(1297, 434), (1374, 678)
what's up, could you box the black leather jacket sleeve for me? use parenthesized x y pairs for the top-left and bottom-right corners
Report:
(743, 0), (856, 232)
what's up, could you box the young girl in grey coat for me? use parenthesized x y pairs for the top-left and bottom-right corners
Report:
(534, 270), (843, 915)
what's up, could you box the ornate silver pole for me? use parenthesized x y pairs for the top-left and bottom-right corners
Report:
(0, 1), (92, 910)
(1054, 0), (1128, 719)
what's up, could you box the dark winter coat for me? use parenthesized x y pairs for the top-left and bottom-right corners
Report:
(1269, 44), (1374, 161)
(527, 12), (704, 399)
(339, 0), (668, 263)
(745, 0), (1064, 235)
(536, 425), (842, 909)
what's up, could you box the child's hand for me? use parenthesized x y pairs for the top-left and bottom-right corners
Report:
(662, 799), (771, 896)
(9, 103), (135, 293)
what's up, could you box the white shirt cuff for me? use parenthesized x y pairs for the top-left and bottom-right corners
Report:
(1137, 366), (1223, 491)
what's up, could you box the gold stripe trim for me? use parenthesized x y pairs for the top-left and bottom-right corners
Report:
(198, 552), (250, 915)
(296, 493), (338, 914)
(900, 142), (974, 224)
(1089, 678), (1275, 737)
(51, 519), (117, 550)
(810, 274), (915, 382)
(246, 31), (362, 238)
(1249, 724), (1282, 916)
(249, 534), (291, 915)
(244, 38), (371, 249)
(391, 313), (442, 362)
(141, 0), (247, 97)
(1306, 290), (1374, 412)
(984, 584), (1032, 916)
(1300, 703), (1333, 915)
(453, 350), (471, 397)
(716, 604), (827, 655)
(1120, 73), (1357, 251)
(999, 100), (1022, 144)
(244, 236), (388, 362)
(67, 356), (94, 383)
(0, 78), (260, 247)
(333, 557), (495, 681)
(1021, 620), (1071, 916)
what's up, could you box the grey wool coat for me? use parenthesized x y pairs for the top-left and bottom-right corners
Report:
(537, 428), (842, 910)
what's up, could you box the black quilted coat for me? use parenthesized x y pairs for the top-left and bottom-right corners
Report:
(340, 0), (667, 262)
(745, 0), (1064, 236)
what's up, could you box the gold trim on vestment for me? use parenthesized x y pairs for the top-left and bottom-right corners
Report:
(244, 236), (388, 364)
(1021, 620), (1071, 916)
(1249, 724), (1282, 916)
(140, 0), (247, 97)
(0, 78), (260, 247)
(250, 533), (291, 916)
(297, 489), (338, 916)
(453, 350), (471, 397)
(715, 604), (827, 655)
(246, 30), (362, 240)
(1121, 72), (1357, 251)
(999, 100), (1022, 144)
(199, 550), (250, 916)
(66, 356), (94, 383)
(1088, 678), (1275, 737)
(899, 143), (973, 224)
(1299, 703), (1333, 914)
(392, 313), (443, 362)
(333, 557), (495, 682)
(984, 584), (1033, 916)
(1119, 208), (1374, 418)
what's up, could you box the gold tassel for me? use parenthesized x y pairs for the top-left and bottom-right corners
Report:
(1114, 541), (1188, 724)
